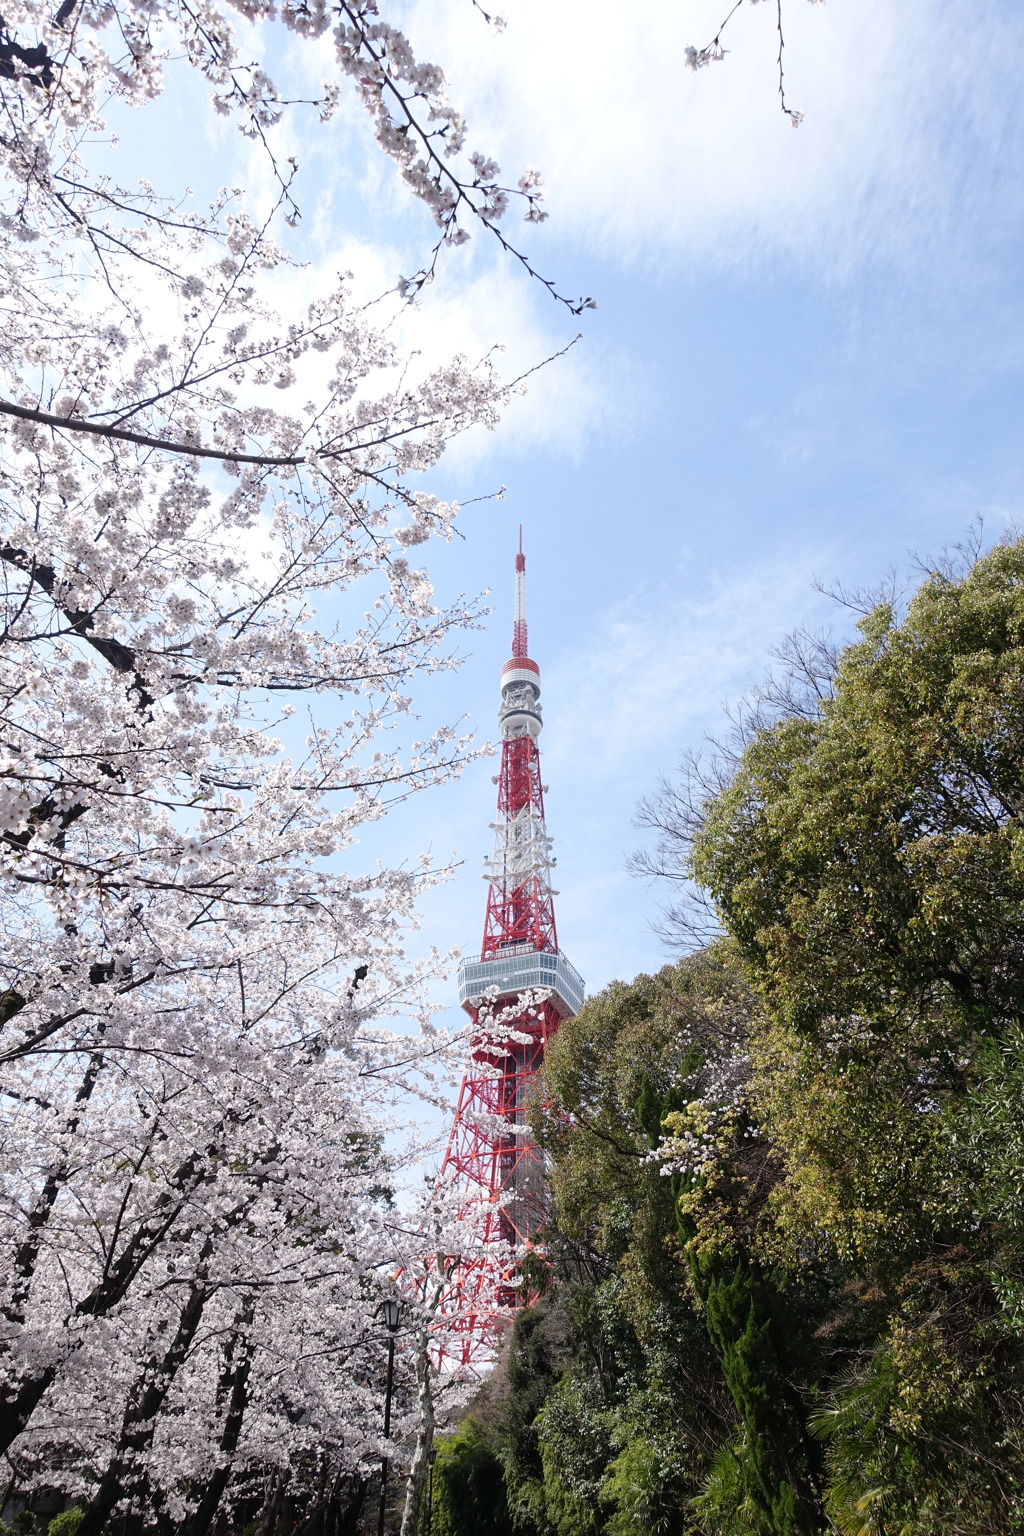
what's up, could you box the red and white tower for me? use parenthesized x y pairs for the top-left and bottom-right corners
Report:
(439, 534), (584, 1366)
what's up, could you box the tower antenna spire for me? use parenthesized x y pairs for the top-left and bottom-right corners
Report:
(437, 533), (584, 1369)
(512, 530), (528, 659)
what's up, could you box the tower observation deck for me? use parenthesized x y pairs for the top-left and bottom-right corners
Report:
(439, 535), (583, 1366)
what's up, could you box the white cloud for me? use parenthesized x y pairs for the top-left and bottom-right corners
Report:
(102, 0), (1024, 476)
(396, 0), (1024, 278)
(543, 540), (838, 785)
(233, 208), (636, 471)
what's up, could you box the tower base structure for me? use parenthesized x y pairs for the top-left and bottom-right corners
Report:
(437, 948), (584, 1369)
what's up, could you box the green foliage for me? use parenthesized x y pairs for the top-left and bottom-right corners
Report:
(534, 1374), (613, 1536)
(685, 537), (1024, 1530)
(810, 1255), (1024, 1535)
(522, 953), (767, 1531)
(46, 1515), (83, 1536)
(693, 1439), (777, 1536)
(601, 1433), (694, 1536)
(960, 1027), (1024, 1329)
(692, 540), (1024, 1039)
(432, 1421), (514, 1536)
(686, 1252), (821, 1536)
(500, 1296), (573, 1527)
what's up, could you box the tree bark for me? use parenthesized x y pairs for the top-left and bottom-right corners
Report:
(0, 1054), (104, 1332)
(180, 1298), (257, 1536)
(398, 1325), (435, 1536)
(76, 1279), (213, 1536)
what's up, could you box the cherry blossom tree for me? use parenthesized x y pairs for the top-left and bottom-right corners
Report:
(0, 0), (562, 1525)
(3, 1030), (428, 1529)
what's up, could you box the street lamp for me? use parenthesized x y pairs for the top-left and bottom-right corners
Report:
(425, 1446), (438, 1536)
(377, 1299), (402, 1536)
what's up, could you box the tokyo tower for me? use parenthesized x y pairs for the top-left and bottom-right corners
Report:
(438, 534), (584, 1366)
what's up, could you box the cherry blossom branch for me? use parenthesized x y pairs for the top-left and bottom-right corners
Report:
(0, 542), (153, 702)
(0, 333), (579, 468)
(684, 0), (744, 69)
(333, 0), (595, 314)
(685, 0), (807, 124)
(470, 0), (506, 27)
(0, 400), (304, 465)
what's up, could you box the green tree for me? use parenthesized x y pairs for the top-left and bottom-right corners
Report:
(536, 951), (829, 1533)
(692, 541), (1024, 1041)
(46, 1516), (82, 1536)
(534, 1373), (613, 1536)
(679, 537), (1024, 1527)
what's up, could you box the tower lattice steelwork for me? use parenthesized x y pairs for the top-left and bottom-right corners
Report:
(438, 535), (584, 1367)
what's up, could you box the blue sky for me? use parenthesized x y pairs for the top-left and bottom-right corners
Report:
(112, 0), (1024, 1035)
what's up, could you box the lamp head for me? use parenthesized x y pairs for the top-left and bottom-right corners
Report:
(428, 1447), (438, 1466)
(382, 1296), (402, 1332)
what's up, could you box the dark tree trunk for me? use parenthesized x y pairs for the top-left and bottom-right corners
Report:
(254, 1474), (283, 1536)
(0, 1146), (206, 1455)
(0, 1056), (106, 1448)
(1, 1053), (104, 1332)
(180, 1299), (257, 1536)
(76, 1280), (213, 1536)
(334, 1479), (369, 1536)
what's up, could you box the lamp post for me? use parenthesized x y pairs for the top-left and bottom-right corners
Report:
(425, 1446), (437, 1536)
(377, 1298), (402, 1536)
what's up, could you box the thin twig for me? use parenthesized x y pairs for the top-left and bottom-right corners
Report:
(775, 0), (803, 125)
(685, 0), (744, 70)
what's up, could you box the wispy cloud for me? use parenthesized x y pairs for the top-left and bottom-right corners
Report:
(544, 540), (838, 783)
(400, 0), (1024, 280)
